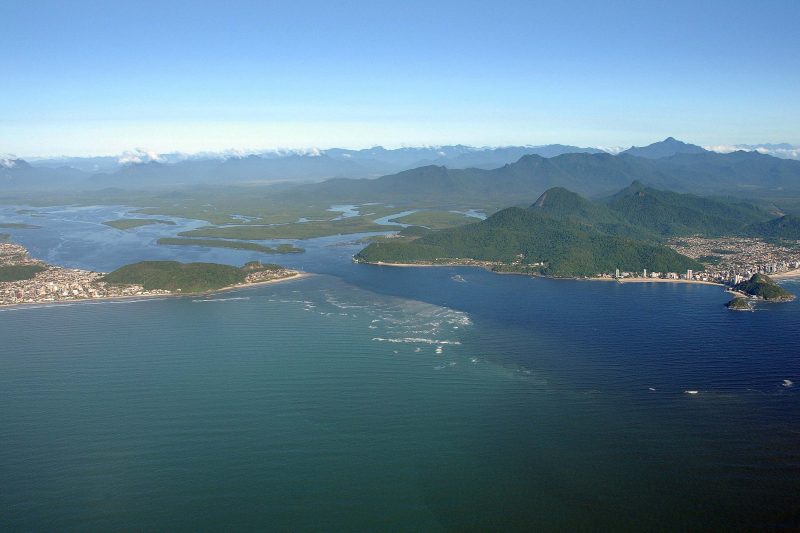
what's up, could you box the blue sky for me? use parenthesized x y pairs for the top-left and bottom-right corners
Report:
(2, 0), (798, 156)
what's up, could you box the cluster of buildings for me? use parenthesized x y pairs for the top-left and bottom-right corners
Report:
(606, 237), (800, 285)
(0, 243), (169, 306)
(243, 266), (300, 284)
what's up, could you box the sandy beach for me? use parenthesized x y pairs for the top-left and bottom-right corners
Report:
(769, 268), (800, 280)
(0, 271), (310, 310)
(364, 260), (728, 285)
(612, 277), (723, 286)
(368, 261), (456, 268)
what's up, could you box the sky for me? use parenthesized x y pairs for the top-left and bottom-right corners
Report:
(2, 0), (799, 157)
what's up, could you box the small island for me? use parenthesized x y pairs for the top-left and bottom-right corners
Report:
(726, 274), (795, 308)
(725, 297), (752, 311)
(103, 218), (177, 230)
(156, 237), (304, 254)
(0, 222), (42, 229)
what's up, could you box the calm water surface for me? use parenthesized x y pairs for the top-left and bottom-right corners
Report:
(1, 205), (799, 530)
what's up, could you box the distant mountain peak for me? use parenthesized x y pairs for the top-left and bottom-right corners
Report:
(621, 138), (707, 159)
(532, 187), (577, 208)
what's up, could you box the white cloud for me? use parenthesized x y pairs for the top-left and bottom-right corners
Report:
(706, 144), (800, 160)
(705, 144), (739, 154)
(118, 148), (163, 165)
(596, 145), (624, 154)
(0, 154), (19, 168)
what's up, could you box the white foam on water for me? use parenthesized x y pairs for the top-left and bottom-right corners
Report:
(192, 297), (250, 303)
(372, 337), (461, 345)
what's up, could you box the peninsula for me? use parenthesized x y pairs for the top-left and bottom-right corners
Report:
(0, 242), (303, 307)
(355, 184), (800, 300)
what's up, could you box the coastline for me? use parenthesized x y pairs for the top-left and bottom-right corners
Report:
(361, 260), (725, 286)
(768, 268), (800, 280)
(0, 271), (310, 311)
(366, 261), (452, 268)
(612, 277), (723, 286)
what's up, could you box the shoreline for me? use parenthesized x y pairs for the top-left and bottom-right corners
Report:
(361, 260), (726, 286)
(768, 268), (800, 280)
(0, 271), (310, 311)
(612, 277), (723, 286)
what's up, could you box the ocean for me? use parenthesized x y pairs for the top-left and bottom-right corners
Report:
(1, 205), (799, 530)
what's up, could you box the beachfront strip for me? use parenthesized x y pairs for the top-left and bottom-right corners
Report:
(590, 237), (800, 283)
(665, 237), (800, 283)
(364, 236), (800, 285)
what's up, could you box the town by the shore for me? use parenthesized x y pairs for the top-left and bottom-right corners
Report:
(0, 242), (306, 309)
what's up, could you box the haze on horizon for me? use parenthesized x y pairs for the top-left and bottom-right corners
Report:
(2, 0), (799, 157)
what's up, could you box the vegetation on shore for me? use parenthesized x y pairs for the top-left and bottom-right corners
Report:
(733, 274), (795, 301)
(156, 237), (303, 253)
(0, 264), (47, 282)
(102, 260), (287, 293)
(388, 210), (480, 230)
(103, 218), (176, 230)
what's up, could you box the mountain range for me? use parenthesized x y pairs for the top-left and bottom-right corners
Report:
(3, 139), (800, 204)
(8, 144), (603, 188)
(283, 141), (800, 207)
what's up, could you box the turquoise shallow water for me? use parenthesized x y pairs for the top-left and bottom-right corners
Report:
(1, 205), (799, 530)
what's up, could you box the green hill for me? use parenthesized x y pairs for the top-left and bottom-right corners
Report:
(0, 264), (46, 282)
(356, 193), (702, 277)
(607, 181), (771, 236)
(725, 297), (752, 311)
(530, 186), (653, 240)
(102, 261), (267, 292)
(733, 274), (795, 301)
(745, 215), (800, 240)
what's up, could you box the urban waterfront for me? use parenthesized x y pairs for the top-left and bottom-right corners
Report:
(1, 205), (799, 530)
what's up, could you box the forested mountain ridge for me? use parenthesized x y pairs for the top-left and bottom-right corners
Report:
(355, 182), (793, 276)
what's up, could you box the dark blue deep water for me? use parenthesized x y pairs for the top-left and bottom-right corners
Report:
(1, 206), (799, 531)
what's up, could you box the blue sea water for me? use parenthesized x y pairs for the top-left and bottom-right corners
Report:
(1, 205), (799, 530)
